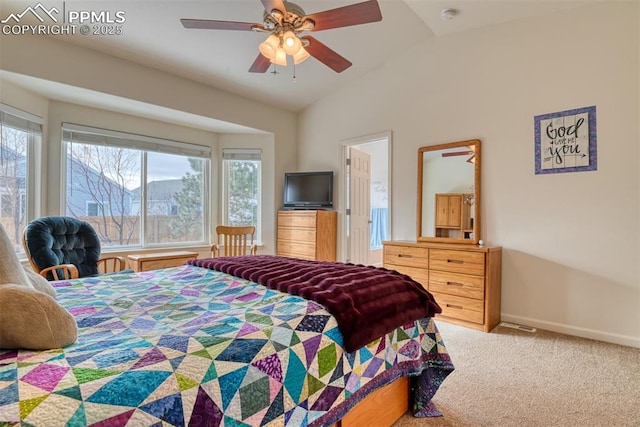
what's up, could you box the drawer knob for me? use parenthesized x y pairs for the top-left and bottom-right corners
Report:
(446, 259), (464, 264)
(446, 281), (464, 287)
(446, 304), (464, 310)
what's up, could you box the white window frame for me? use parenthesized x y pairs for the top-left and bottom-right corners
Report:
(62, 123), (211, 249)
(0, 103), (42, 256)
(221, 148), (262, 245)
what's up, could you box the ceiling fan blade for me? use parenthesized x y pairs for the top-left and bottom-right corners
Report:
(305, 0), (382, 31)
(301, 36), (352, 73)
(249, 54), (272, 73)
(442, 151), (474, 157)
(261, 0), (287, 15)
(181, 19), (258, 31)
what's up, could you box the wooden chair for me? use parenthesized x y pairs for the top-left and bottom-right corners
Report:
(22, 216), (129, 280)
(211, 225), (258, 257)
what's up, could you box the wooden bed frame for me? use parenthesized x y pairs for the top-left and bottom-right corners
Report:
(331, 376), (410, 426)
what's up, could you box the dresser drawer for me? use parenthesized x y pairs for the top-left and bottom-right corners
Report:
(430, 249), (485, 276)
(429, 270), (484, 300)
(384, 264), (429, 290)
(277, 241), (316, 258)
(383, 245), (428, 269)
(432, 292), (484, 324)
(277, 212), (317, 228)
(277, 228), (316, 243)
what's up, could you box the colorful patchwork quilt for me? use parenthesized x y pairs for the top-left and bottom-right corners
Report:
(0, 264), (454, 426)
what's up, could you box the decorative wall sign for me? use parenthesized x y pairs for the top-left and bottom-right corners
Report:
(534, 105), (597, 174)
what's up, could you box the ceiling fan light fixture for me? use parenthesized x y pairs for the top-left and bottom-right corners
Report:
(282, 30), (302, 55)
(273, 47), (288, 66)
(181, 0), (384, 74)
(258, 34), (279, 60)
(292, 46), (310, 64)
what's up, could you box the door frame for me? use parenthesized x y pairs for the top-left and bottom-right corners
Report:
(338, 131), (392, 263)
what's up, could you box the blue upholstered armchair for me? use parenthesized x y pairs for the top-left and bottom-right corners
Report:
(22, 216), (129, 280)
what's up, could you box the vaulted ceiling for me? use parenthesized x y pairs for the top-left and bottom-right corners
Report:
(1, 1), (594, 120)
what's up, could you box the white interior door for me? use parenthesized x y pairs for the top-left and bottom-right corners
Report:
(348, 147), (371, 265)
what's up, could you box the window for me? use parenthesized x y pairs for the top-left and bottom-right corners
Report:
(1, 194), (15, 217)
(86, 201), (110, 216)
(0, 105), (41, 255)
(63, 124), (210, 249)
(222, 149), (262, 243)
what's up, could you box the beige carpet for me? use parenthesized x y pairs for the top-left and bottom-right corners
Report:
(393, 321), (640, 427)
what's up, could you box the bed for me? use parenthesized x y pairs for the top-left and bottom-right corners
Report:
(0, 255), (454, 426)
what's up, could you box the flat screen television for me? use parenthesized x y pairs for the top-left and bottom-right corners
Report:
(283, 171), (334, 210)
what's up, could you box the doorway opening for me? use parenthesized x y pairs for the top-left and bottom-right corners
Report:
(341, 132), (391, 266)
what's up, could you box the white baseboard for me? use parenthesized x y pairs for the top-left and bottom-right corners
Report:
(501, 313), (640, 349)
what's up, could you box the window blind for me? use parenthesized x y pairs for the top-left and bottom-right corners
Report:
(62, 123), (211, 158)
(0, 104), (43, 133)
(222, 148), (262, 161)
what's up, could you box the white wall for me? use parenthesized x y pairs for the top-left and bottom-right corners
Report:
(298, 2), (640, 347)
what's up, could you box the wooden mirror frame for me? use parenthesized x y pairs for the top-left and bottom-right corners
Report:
(417, 139), (481, 245)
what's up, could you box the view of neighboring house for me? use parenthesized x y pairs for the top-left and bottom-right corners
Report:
(65, 155), (134, 218)
(0, 144), (26, 214)
(1, 142), (138, 246)
(0, 144), (27, 247)
(130, 179), (183, 216)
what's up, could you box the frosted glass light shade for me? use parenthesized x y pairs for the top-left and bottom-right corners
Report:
(282, 31), (302, 56)
(293, 46), (310, 64)
(258, 34), (279, 60)
(273, 47), (287, 66)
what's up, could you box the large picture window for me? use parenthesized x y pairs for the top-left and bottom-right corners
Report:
(63, 124), (210, 249)
(222, 149), (261, 243)
(0, 105), (41, 255)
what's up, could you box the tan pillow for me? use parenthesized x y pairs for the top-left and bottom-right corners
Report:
(0, 223), (77, 350)
(0, 284), (77, 350)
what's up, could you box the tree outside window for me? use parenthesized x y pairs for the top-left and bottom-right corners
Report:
(64, 127), (209, 248)
(223, 150), (261, 243)
(66, 143), (140, 246)
(169, 158), (204, 243)
(0, 120), (33, 253)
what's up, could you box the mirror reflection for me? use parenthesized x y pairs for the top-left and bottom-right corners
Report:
(417, 139), (480, 244)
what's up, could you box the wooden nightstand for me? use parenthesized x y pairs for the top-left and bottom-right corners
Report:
(128, 251), (198, 272)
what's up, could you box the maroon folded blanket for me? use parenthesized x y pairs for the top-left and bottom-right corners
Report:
(189, 255), (441, 352)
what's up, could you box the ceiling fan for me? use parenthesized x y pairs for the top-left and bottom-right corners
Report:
(442, 149), (476, 164)
(180, 0), (382, 73)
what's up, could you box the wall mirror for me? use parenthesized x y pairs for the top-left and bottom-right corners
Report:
(417, 139), (481, 244)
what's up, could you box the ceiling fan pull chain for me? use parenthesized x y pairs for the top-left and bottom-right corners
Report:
(292, 62), (297, 83)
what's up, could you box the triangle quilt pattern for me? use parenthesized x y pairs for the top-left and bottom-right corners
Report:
(0, 265), (453, 426)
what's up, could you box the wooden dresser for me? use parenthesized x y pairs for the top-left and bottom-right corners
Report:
(383, 241), (502, 332)
(277, 210), (337, 261)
